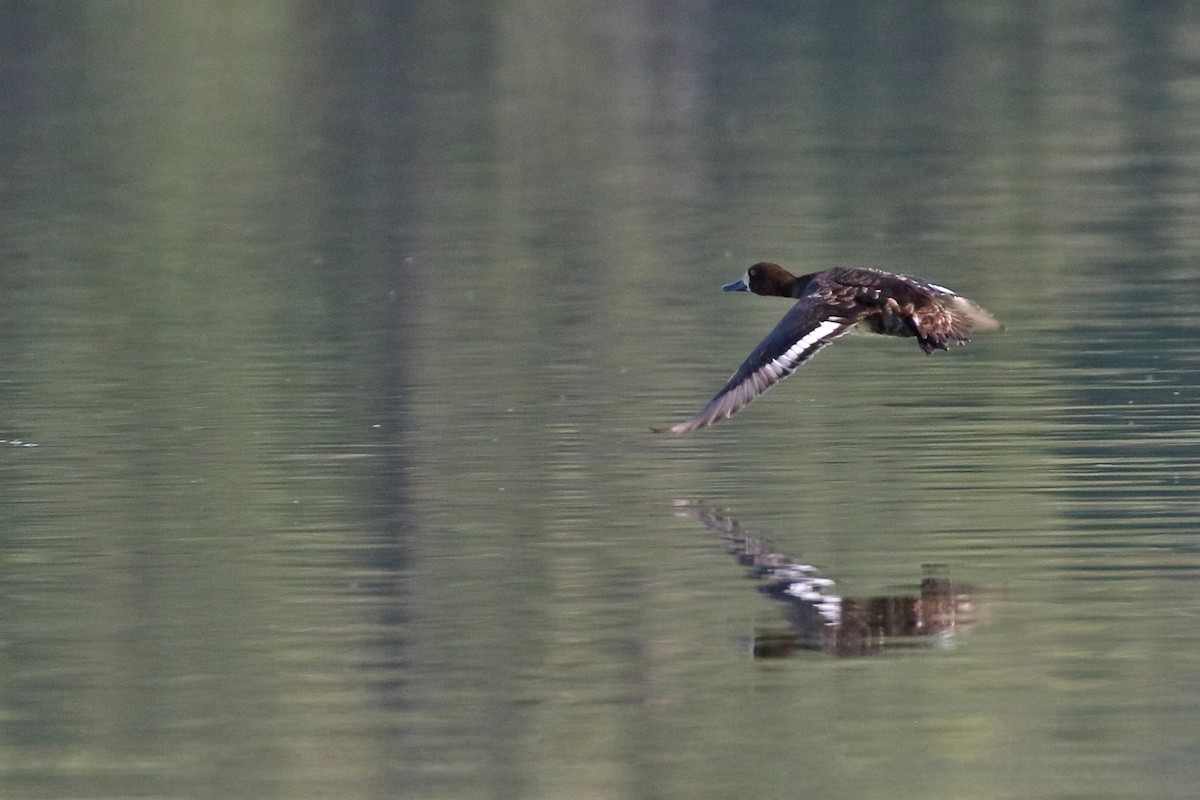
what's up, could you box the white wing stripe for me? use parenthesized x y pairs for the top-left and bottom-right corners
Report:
(773, 319), (846, 372)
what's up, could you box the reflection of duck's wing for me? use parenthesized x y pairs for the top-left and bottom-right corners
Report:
(673, 501), (842, 629)
(674, 501), (979, 658)
(669, 298), (856, 433)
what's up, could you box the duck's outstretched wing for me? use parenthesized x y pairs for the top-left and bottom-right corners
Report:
(669, 300), (855, 434)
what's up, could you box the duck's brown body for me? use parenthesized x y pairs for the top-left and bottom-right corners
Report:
(788, 265), (989, 354)
(670, 262), (1003, 433)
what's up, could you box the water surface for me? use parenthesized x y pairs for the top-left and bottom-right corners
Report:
(2, 3), (1200, 799)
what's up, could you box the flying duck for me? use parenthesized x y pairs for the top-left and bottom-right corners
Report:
(669, 262), (1004, 433)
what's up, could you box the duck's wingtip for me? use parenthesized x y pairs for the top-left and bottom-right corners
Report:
(651, 422), (693, 435)
(657, 415), (713, 434)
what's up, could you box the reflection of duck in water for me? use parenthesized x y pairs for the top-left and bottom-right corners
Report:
(670, 263), (1004, 433)
(674, 501), (979, 658)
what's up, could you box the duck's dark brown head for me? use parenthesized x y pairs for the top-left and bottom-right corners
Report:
(722, 262), (810, 298)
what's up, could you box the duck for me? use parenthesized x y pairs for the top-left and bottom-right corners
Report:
(669, 262), (1004, 433)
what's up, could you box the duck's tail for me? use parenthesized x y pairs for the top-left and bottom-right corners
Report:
(915, 296), (1005, 354)
(948, 295), (1005, 333)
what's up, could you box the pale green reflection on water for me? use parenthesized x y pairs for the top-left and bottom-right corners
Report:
(2, 3), (1200, 800)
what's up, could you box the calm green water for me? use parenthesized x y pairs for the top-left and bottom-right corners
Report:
(2, 3), (1200, 799)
